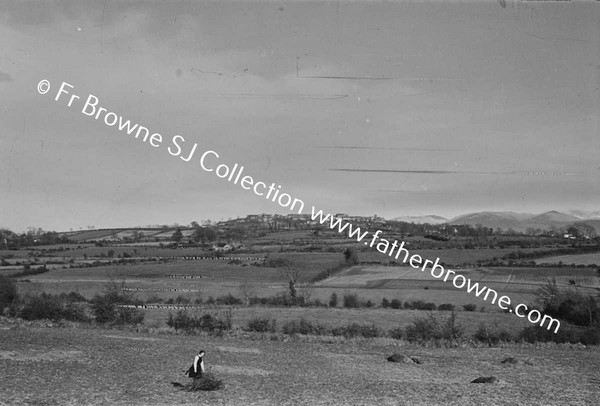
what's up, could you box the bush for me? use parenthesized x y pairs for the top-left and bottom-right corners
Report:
(463, 304), (477, 312)
(282, 318), (328, 336)
(18, 292), (90, 322)
(405, 312), (463, 342)
(246, 317), (276, 333)
(519, 323), (600, 345)
(216, 294), (243, 306)
(343, 248), (359, 265)
(519, 325), (578, 344)
(535, 278), (600, 327)
(473, 323), (514, 345)
(0, 275), (18, 311)
(328, 293), (338, 307)
(404, 300), (436, 311)
(390, 299), (402, 309)
(91, 279), (144, 325)
(166, 310), (232, 334)
(381, 298), (390, 308)
(438, 304), (455, 311)
(19, 293), (64, 321)
(388, 326), (403, 340)
(343, 293), (360, 308)
(405, 315), (439, 342)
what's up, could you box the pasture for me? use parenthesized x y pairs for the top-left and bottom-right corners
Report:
(535, 252), (600, 266)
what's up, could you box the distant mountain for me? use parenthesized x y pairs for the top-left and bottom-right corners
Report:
(390, 215), (448, 225)
(448, 211), (532, 230)
(447, 210), (594, 232)
(567, 210), (600, 220)
(528, 211), (580, 225)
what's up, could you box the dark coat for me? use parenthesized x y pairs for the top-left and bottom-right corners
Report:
(186, 356), (204, 379)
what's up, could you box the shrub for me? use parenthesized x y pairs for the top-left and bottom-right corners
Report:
(534, 278), (600, 327)
(388, 326), (403, 340)
(405, 315), (439, 342)
(463, 304), (477, 312)
(282, 319), (328, 336)
(404, 300), (436, 311)
(405, 312), (463, 342)
(18, 292), (90, 322)
(166, 310), (232, 334)
(473, 323), (514, 345)
(147, 295), (164, 304)
(343, 293), (360, 308)
(381, 298), (390, 308)
(216, 294), (243, 306)
(19, 293), (64, 321)
(174, 295), (190, 305)
(519, 323), (600, 345)
(91, 279), (144, 325)
(246, 317), (276, 333)
(390, 299), (402, 309)
(438, 304), (455, 311)
(328, 293), (338, 307)
(440, 311), (464, 340)
(59, 291), (87, 303)
(579, 325), (600, 345)
(0, 275), (18, 311)
(519, 325), (578, 344)
(343, 248), (359, 265)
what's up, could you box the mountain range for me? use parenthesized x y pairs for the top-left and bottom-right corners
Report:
(391, 211), (600, 232)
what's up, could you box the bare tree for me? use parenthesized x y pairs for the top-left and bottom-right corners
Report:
(278, 260), (308, 299)
(238, 278), (255, 306)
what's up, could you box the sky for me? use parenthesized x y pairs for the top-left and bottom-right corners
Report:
(1, 0), (599, 232)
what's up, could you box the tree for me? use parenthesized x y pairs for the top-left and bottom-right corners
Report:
(172, 228), (183, 242)
(278, 260), (308, 300)
(193, 227), (217, 243)
(91, 276), (143, 324)
(238, 279), (255, 306)
(343, 247), (359, 265)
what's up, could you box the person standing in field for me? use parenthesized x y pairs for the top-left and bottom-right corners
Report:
(186, 350), (205, 379)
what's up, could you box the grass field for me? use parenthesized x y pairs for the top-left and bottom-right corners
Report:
(4, 242), (600, 405)
(142, 306), (532, 338)
(535, 252), (600, 266)
(1, 323), (598, 405)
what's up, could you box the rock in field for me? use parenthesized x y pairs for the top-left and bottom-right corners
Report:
(471, 376), (499, 384)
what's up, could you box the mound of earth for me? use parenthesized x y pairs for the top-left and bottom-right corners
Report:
(172, 373), (224, 392)
(386, 353), (421, 364)
(471, 376), (499, 384)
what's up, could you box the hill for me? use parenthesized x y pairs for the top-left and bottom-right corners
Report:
(390, 215), (447, 224)
(447, 211), (599, 232)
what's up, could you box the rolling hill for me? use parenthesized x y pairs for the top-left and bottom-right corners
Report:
(447, 210), (599, 232)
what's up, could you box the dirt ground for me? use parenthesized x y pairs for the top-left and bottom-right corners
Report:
(1, 324), (599, 405)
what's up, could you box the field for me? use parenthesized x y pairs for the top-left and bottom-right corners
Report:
(1, 324), (598, 405)
(535, 252), (600, 266)
(4, 244), (600, 405)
